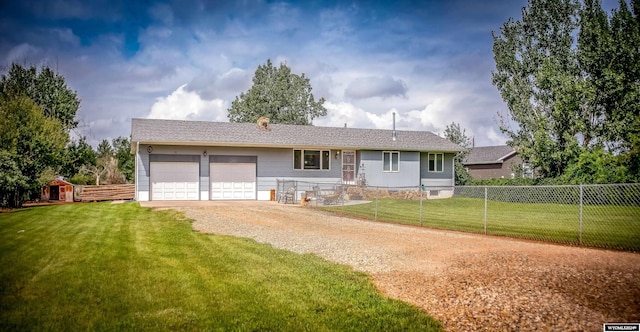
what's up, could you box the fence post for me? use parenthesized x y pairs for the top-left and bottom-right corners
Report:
(484, 186), (488, 235)
(375, 187), (379, 221)
(419, 186), (423, 226)
(340, 183), (344, 212)
(579, 184), (583, 246)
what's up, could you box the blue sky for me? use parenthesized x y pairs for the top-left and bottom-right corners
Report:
(0, 0), (534, 146)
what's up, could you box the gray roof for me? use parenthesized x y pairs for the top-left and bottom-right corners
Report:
(463, 145), (516, 165)
(131, 118), (462, 152)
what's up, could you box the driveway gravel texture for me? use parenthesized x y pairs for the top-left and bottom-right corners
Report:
(152, 201), (640, 331)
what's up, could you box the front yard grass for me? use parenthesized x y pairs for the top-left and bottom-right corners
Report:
(0, 202), (441, 331)
(322, 198), (640, 251)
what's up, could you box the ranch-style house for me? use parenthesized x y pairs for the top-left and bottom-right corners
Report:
(130, 118), (462, 201)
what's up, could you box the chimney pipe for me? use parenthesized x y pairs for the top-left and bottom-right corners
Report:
(392, 112), (397, 141)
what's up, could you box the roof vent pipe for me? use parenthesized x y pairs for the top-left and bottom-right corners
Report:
(392, 112), (397, 141)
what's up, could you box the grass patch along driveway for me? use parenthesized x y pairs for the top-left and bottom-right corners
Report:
(183, 201), (640, 331)
(0, 202), (441, 331)
(321, 198), (640, 251)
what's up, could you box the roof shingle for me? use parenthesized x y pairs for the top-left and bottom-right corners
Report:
(464, 145), (516, 165)
(131, 118), (462, 152)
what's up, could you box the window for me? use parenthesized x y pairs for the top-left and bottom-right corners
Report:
(383, 151), (399, 172)
(293, 150), (330, 170)
(428, 153), (444, 172)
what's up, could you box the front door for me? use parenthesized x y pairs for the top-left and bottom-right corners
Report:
(342, 150), (356, 184)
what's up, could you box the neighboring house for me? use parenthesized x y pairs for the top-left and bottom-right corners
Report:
(463, 145), (525, 180)
(41, 178), (74, 202)
(130, 118), (462, 201)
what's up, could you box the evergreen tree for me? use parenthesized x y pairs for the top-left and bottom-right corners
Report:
(96, 139), (114, 159)
(112, 136), (134, 183)
(62, 136), (97, 179)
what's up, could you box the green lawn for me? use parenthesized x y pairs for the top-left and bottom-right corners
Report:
(322, 198), (640, 251)
(0, 203), (442, 331)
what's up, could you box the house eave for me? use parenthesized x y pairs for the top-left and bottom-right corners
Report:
(463, 160), (504, 166)
(496, 151), (517, 161)
(131, 140), (461, 153)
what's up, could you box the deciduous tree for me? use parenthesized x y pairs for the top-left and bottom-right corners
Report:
(492, 0), (640, 180)
(0, 96), (67, 206)
(0, 63), (79, 206)
(444, 122), (472, 185)
(492, 0), (583, 178)
(0, 63), (79, 130)
(228, 59), (327, 125)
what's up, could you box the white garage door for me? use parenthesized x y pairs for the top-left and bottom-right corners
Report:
(210, 163), (256, 200)
(150, 162), (199, 200)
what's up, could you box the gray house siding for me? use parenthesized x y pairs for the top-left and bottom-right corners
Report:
(204, 146), (341, 178)
(205, 146), (341, 199)
(136, 145), (343, 200)
(135, 145), (457, 201)
(360, 150), (420, 187)
(420, 152), (454, 179)
(420, 152), (455, 187)
(137, 152), (150, 192)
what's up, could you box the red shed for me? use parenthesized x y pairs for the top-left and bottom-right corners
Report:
(42, 179), (74, 202)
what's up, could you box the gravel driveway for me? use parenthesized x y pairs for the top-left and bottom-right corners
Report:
(143, 201), (640, 331)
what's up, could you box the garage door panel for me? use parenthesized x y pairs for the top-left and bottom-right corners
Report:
(151, 162), (199, 201)
(210, 162), (256, 200)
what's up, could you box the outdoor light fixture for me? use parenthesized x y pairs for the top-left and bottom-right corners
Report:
(203, 150), (207, 156)
(335, 151), (340, 159)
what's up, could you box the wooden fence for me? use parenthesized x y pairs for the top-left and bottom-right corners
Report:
(76, 184), (135, 202)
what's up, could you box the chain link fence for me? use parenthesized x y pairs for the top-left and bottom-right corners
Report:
(276, 180), (640, 251)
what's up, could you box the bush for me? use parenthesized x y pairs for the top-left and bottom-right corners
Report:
(68, 173), (94, 185)
(561, 148), (630, 184)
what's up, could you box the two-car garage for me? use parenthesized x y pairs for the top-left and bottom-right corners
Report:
(149, 154), (256, 201)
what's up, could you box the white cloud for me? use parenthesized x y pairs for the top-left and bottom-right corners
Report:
(345, 75), (408, 100)
(315, 102), (438, 133)
(313, 101), (376, 128)
(147, 84), (228, 121)
(185, 67), (251, 100)
(51, 28), (80, 46)
(0, 0), (522, 148)
(365, 109), (402, 130)
(484, 127), (507, 146)
(3, 43), (40, 64)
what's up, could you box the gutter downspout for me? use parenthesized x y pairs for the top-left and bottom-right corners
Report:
(135, 141), (139, 201)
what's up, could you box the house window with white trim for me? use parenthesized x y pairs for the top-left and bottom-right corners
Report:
(383, 151), (399, 172)
(428, 153), (444, 172)
(293, 150), (330, 170)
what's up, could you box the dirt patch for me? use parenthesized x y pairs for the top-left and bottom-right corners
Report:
(170, 201), (640, 331)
